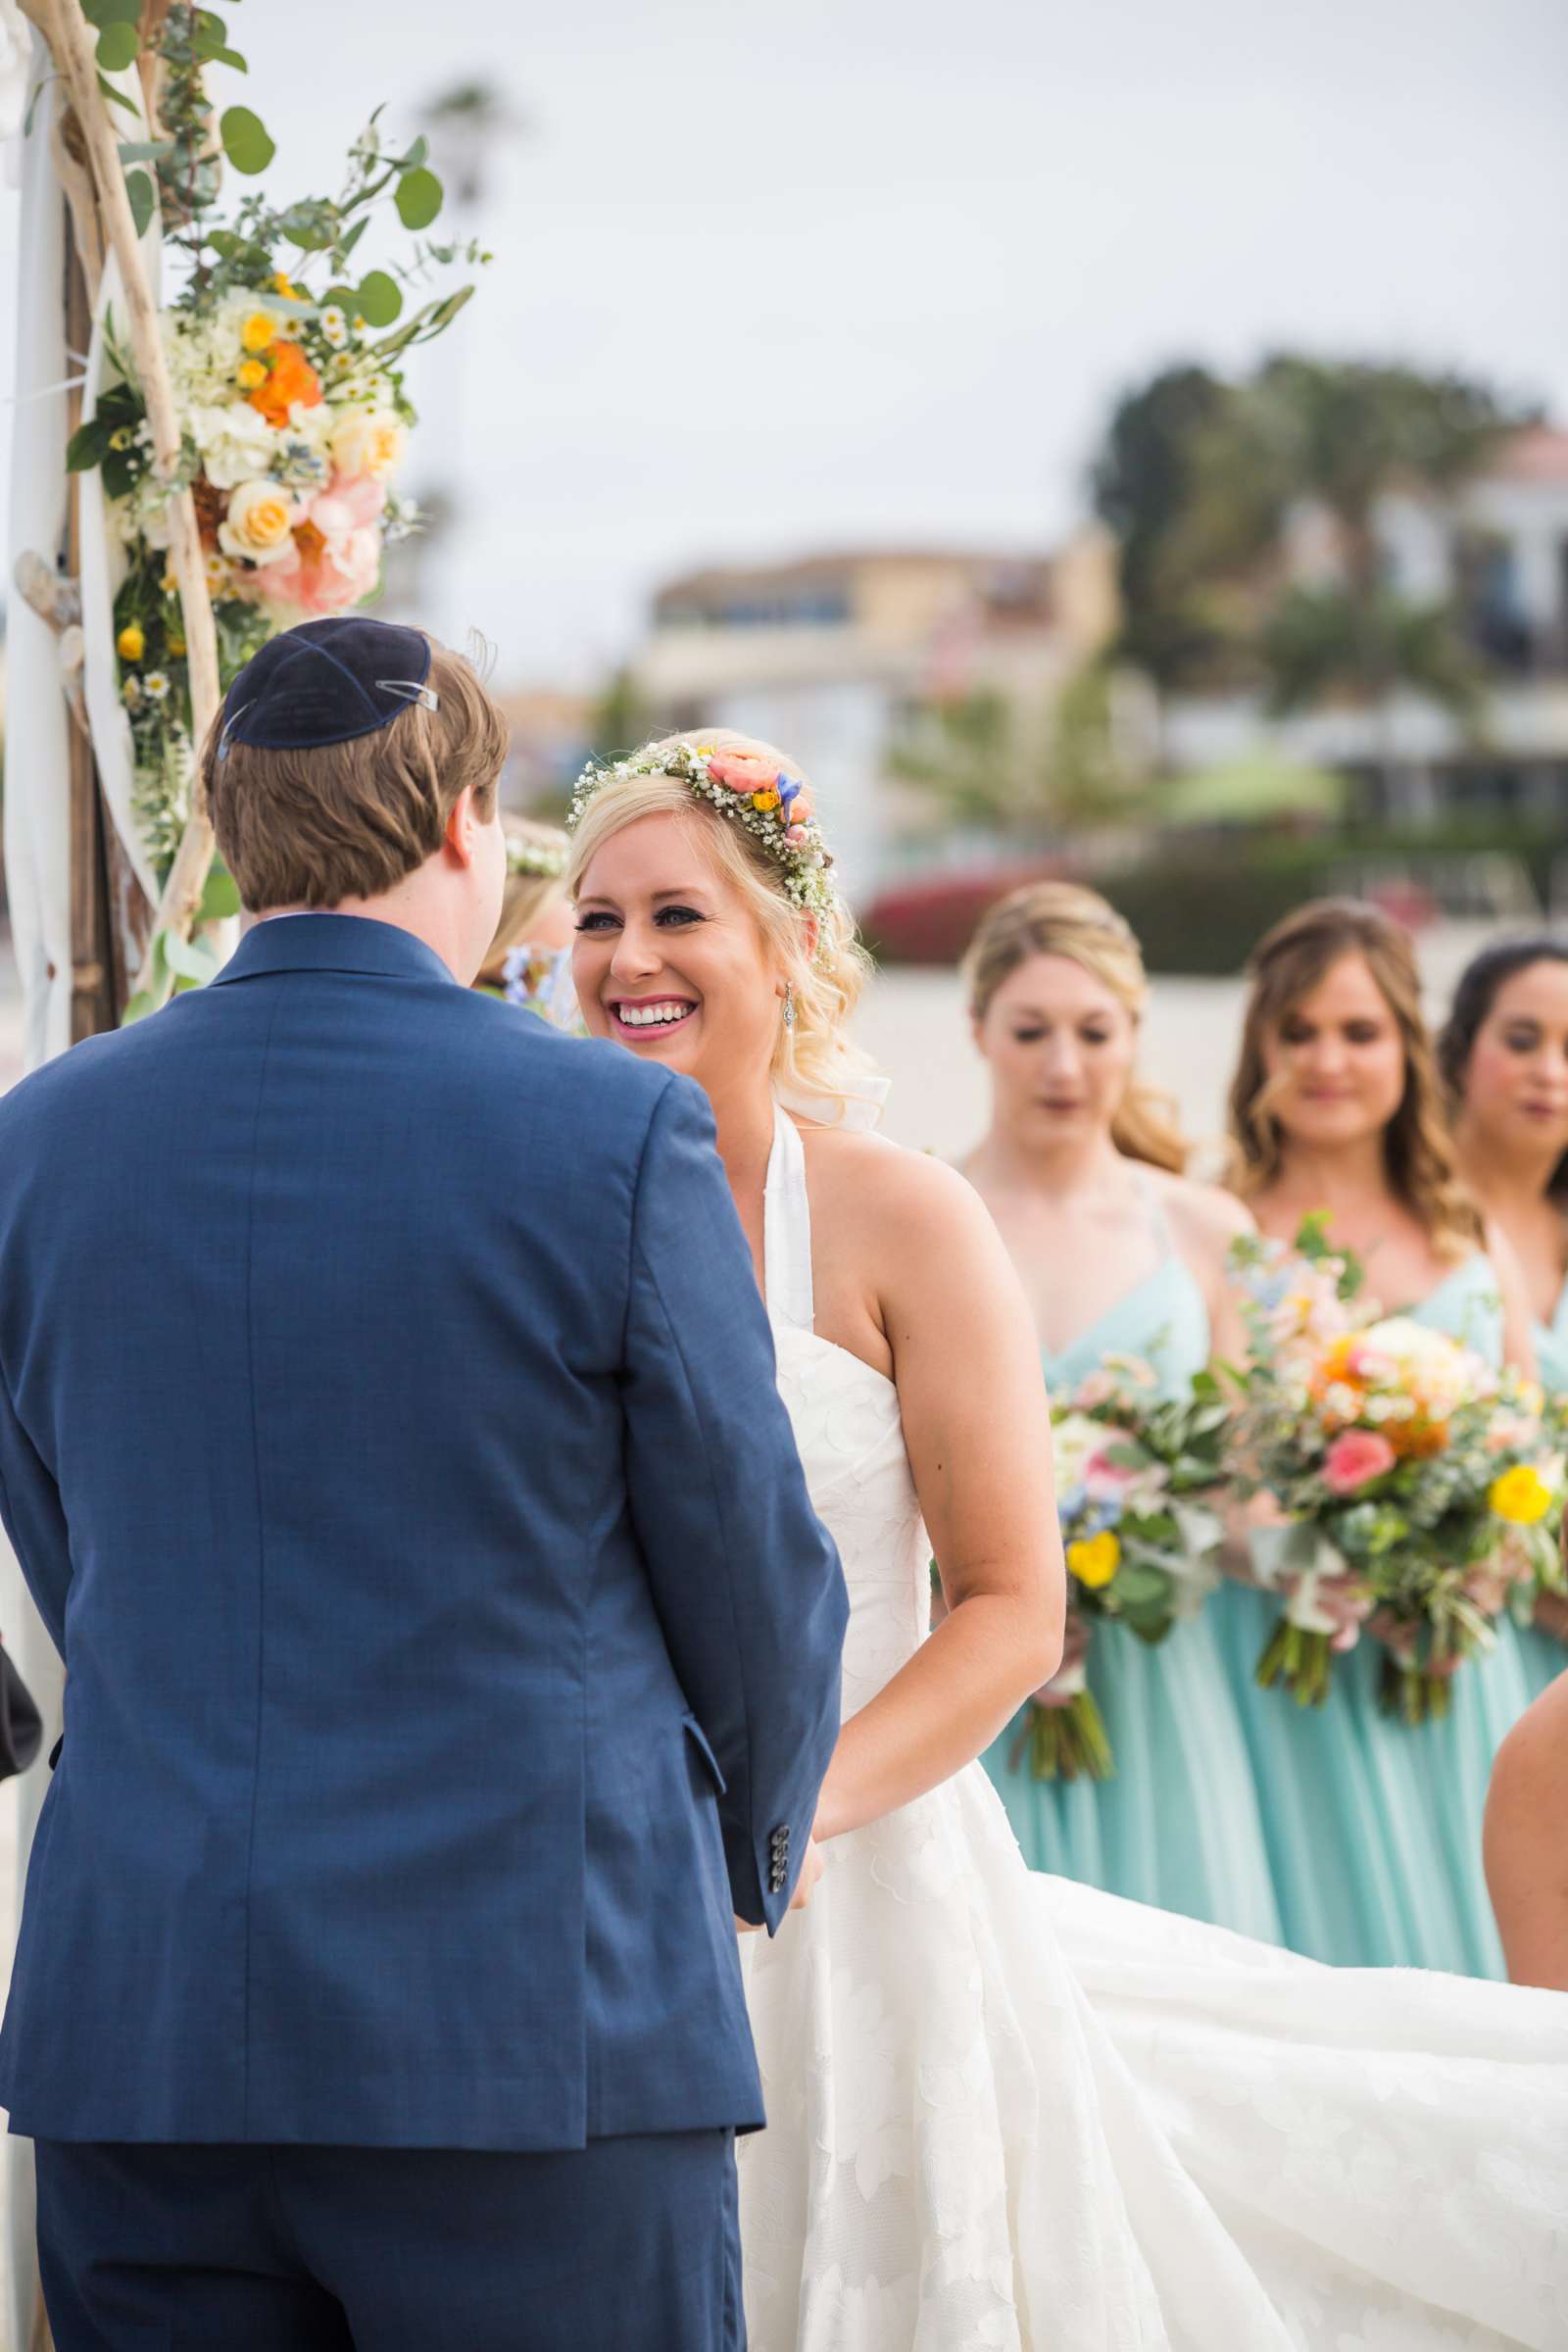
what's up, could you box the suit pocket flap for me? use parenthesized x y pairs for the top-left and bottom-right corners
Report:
(680, 1713), (728, 1796)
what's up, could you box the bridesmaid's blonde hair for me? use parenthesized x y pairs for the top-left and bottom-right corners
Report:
(566, 729), (878, 1123)
(475, 815), (569, 991)
(963, 881), (1188, 1172)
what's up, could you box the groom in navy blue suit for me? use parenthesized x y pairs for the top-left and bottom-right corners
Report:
(0, 619), (847, 2349)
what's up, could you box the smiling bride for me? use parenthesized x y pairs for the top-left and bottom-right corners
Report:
(564, 727), (1568, 2352)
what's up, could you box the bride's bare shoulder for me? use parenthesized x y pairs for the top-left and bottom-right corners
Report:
(796, 1122), (1002, 1259)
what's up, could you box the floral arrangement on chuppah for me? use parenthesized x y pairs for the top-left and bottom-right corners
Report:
(1015, 1360), (1231, 1781)
(55, 1), (483, 985)
(1227, 1217), (1566, 1724)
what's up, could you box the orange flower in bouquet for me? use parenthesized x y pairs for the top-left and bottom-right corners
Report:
(247, 340), (323, 428)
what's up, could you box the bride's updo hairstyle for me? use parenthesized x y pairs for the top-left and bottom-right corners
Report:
(963, 880), (1188, 1172)
(566, 727), (877, 1121)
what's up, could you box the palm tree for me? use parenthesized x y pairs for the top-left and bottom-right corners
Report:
(1192, 359), (1532, 812)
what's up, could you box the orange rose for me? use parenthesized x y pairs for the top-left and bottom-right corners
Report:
(248, 340), (324, 428)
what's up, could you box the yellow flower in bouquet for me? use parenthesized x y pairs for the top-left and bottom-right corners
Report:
(1066, 1531), (1120, 1589)
(1489, 1464), (1554, 1526)
(240, 308), (280, 354)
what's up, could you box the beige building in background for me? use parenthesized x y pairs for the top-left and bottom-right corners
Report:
(629, 534), (1118, 898)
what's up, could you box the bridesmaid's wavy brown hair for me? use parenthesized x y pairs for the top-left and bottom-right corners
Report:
(1227, 898), (1481, 1257)
(964, 881), (1189, 1172)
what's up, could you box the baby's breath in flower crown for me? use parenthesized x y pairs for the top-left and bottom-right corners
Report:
(566, 739), (837, 924)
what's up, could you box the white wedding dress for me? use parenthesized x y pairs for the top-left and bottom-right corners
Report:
(738, 1107), (1568, 2352)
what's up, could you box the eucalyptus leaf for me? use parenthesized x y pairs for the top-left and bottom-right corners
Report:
(95, 21), (140, 71)
(394, 167), (443, 230)
(355, 270), (403, 327)
(118, 139), (175, 165)
(124, 169), (155, 241)
(161, 932), (220, 986)
(199, 866), (242, 923)
(83, 0), (142, 27)
(220, 105), (275, 175)
(98, 72), (141, 118)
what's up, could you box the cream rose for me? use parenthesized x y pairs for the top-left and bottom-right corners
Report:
(219, 478), (300, 566)
(329, 407), (408, 480)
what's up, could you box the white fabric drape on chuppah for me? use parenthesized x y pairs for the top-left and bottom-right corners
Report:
(2, 31), (166, 2347)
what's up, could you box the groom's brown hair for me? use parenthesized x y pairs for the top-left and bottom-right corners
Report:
(203, 634), (509, 911)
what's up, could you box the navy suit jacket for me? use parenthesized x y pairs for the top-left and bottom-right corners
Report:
(0, 915), (847, 2149)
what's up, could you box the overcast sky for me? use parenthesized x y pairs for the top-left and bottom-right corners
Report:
(3, 0), (1565, 687)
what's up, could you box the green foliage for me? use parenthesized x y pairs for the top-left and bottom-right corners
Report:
(394, 168), (444, 230)
(1088, 352), (1538, 727)
(887, 692), (1030, 829)
(354, 269), (402, 325)
(95, 20), (140, 71)
(220, 104), (274, 174)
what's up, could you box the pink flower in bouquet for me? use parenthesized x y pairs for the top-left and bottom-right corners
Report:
(308, 470), (387, 538)
(259, 518), (381, 617)
(706, 751), (780, 797)
(1083, 1445), (1138, 1498)
(1072, 1369), (1116, 1410)
(1322, 1429), (1396, 1494)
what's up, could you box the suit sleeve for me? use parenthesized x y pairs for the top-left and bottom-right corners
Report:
(622, 1079), (848, 1931)
(0, 1373), (72, 1657)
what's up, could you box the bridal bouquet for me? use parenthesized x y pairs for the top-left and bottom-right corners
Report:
(1018, 1359), (1230, 1780)
(1228, 1219), (1566, 1724)
(66, 8), (482, 874)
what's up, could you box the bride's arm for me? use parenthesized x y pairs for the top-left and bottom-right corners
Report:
(813, 1155), (1064, 1842)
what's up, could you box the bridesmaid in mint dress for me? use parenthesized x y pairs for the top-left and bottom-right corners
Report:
(960, 883), (1282, 1943)
(1216, 899), (1541, 1977)
(1440, 935), (1568, 1698)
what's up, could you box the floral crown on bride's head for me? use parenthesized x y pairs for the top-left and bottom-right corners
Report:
(566, 738), (837, 921)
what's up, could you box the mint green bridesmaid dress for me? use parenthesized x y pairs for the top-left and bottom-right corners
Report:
(980, 1191), (1284, 1943)
(1212, 1253), (1532, 1976)
(1518, 1274), (1568, 1700)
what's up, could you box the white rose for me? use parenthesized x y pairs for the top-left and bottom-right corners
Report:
(218, 478), (300, 566)
(329, 406), (408, 480)
(189, 400), (277, 490)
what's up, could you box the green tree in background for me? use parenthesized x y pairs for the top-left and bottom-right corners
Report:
(1090, 353), (1538, 779)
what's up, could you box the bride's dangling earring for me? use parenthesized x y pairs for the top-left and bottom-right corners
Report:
(782, 983), (797, 1031)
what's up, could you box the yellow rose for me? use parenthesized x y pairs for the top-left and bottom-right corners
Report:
(752, 789), (781, 812)
(117, 622), (144, 662)
(329, 407), (408, 480)
(236, 358), (268, 391)
(272, 270), (297, 298)
(1066, 1531), (1121, 1590)
(218, 477), (299, 566)
(1489, 1465), (1553, 1526)
(240, 309), (280, 354)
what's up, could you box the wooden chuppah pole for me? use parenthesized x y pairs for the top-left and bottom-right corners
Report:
(23, 0), (221, 999)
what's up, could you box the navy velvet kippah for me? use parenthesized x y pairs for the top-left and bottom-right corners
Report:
(217, 617), (436, 759)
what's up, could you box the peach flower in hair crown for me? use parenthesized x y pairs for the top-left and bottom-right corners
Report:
(566, 739), (834, 919)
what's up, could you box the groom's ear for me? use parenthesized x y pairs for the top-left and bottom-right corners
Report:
(444, 783), (482, 867)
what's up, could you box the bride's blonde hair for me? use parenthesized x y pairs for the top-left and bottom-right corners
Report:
(566, 728), (878, 1122)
